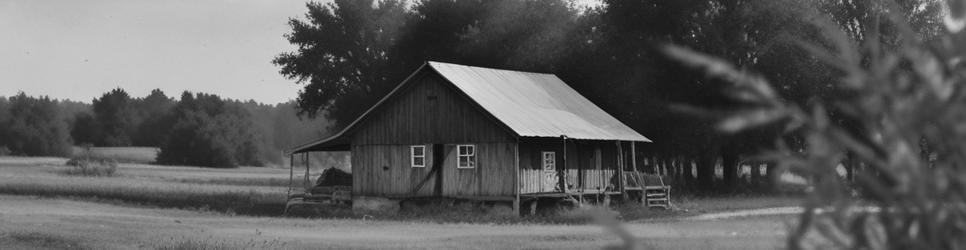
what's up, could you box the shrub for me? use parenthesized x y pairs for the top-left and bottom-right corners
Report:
(65, 156), (118, 177)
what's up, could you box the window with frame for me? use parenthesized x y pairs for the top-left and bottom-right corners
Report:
(457, 145), (475, 169)
(542, 151), (556, 171)
(411, 145), (426, 168)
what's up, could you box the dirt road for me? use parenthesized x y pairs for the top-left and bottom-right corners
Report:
(0, 195), (791, 249)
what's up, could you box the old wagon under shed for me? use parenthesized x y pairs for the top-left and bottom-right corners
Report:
(290, 61), (654, 215)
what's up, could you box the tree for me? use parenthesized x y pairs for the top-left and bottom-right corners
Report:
(273, 0), (408, 128)
(0, 93), (72, 156)
(70, 113), (100, 146)
(156, 92), (265, 168)
(92, 88), (139, 146)
(275, 0), (586, 129)
(132, 89), (175, 146)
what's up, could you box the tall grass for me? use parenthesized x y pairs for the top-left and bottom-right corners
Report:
(154, 236), (285, 250)
(0, 231), (89, 250)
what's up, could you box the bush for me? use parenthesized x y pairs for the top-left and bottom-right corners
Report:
(65, 156), (118, 177)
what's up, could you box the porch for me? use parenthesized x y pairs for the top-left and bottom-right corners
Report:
(516, 138), (648, 199)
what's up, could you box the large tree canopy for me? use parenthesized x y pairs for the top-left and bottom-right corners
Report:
(275, 0), (945, 191)
(273, 0), (584, 128)
(273, 0), (408, 126)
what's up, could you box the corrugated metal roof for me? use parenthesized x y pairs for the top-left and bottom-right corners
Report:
(429, 62), (650, 142)
(291, 61), (649, 153)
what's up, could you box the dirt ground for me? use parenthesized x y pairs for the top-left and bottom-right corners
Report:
(0, 195), (793, 250)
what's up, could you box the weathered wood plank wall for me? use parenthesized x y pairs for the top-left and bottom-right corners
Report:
(349, 71), (517, 198)
(352, 144), (438, 197)
(441, 142), (517, 197)
(353, 143), (517, 198)
(351, 72), (514, 145)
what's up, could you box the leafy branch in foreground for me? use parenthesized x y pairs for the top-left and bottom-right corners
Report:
(665, 0), (966, 249)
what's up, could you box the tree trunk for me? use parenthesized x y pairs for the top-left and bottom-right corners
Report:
(765, 162), (778, 192)
(750, 162), (764, 191)
(722, 153), (739, 191)
(669, 157), (680, 185)
(683, 159), (696, 189)
(696, 153), (716, 191)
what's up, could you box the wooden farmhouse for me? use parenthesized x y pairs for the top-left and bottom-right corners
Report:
(290, 61), (653, 214)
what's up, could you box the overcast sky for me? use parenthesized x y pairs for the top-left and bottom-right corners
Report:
(0, 0), (312, 104)
(1, 0), (601, 104)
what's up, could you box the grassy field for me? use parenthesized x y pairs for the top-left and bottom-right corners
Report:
(0, 154), (803, 249)
(0, 195), (793, 249)
(0, 157), (292, 215)
(72, 146), (160, 164)
(0, 156), (800, 219)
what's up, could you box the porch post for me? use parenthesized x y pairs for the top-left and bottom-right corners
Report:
(304, 152), (310, 191)
(513, 141), (521, 216)
(631, 142), (637, 173)
(288, 153), (294, 197)
(617, 141), (625, 196)
(560, 135), (568, 193)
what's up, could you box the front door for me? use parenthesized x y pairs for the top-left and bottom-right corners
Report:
(542, 151), (559, 192)
(433, 144), (445, 196)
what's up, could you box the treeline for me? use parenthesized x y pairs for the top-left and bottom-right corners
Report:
(275, 0), (944, 192)
(0, 94), (78, 156)
(0, 89), (333, 168)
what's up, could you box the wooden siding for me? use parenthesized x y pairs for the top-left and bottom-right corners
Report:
(441, 142), (518, 197)
(352, 143), (517, 198)
(518, 138), (621, 194)
(351, 71), (515, 145)
(583, 169), (617, 191)
(519, 169), (542, 194)
(352, 144), (438, 197)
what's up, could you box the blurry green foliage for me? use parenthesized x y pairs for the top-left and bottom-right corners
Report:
(666, 0), (966, 248)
